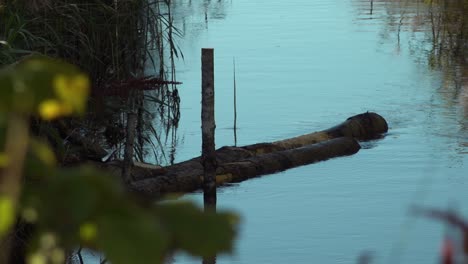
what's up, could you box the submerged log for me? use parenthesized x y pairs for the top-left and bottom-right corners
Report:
(123, 112), (388, 198)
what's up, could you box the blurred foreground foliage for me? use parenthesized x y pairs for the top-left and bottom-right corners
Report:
(0, 56), (238, 264)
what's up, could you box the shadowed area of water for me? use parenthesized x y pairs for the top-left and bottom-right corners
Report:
(169, 0), (467, 263)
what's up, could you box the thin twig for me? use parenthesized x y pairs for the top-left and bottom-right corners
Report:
(77, 246), (84, 264)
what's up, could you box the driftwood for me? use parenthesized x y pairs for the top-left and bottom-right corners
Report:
(120, 112), (388, 198)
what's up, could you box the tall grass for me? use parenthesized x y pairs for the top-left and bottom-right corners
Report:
(0, 0), (183, 164)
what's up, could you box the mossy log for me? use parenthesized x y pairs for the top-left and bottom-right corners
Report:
(121, 112), (388, 198)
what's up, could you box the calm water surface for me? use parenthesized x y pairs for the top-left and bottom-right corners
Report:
(167, 0), (467, 264)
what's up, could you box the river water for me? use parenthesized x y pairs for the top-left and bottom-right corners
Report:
(165, 0), (468, 264)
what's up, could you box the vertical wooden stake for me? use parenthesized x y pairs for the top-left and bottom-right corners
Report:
(201, 48), (216, 264)
(233, 57), (237, 146)
(122, 112), (137, 184)
(201, 48), (217, 211)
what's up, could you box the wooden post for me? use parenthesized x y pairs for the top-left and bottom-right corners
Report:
(233, 58), (237, 146)
(201, 48), (217, 264)
(201, 48), (217, 210)
(122, 112), (137, 183)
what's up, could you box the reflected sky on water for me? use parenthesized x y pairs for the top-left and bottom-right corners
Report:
(85, 0), (467, 263)
(171, 0), (467, 263)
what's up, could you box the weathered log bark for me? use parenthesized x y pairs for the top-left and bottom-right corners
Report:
(122, 112), (388, 198)
(130, 137), (361, 197)
(254, 111), (388, 152)
(216, 137), (360, 183)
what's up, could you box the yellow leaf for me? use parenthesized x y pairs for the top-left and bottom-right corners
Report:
(38, 99), (71, 121)
(80, 222), (98, 242)
(0, 196), (15, 237)
(0, 153), (9, 168)
(53, 74), (90, 114)
(27, 253), (47, 264)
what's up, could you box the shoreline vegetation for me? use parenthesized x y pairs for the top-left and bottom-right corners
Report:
(1, 0), (182, 166)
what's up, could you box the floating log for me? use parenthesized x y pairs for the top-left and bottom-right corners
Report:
(122, 112), (388, 198)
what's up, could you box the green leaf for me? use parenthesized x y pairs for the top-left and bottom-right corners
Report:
(0, 55), (89, 117)
(22, 166), (116, 246)
(21, 164), (238, 261)
(23, 138), (58, 181)
(156, 202), (239, 257)
(97, 209), (169, 264)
